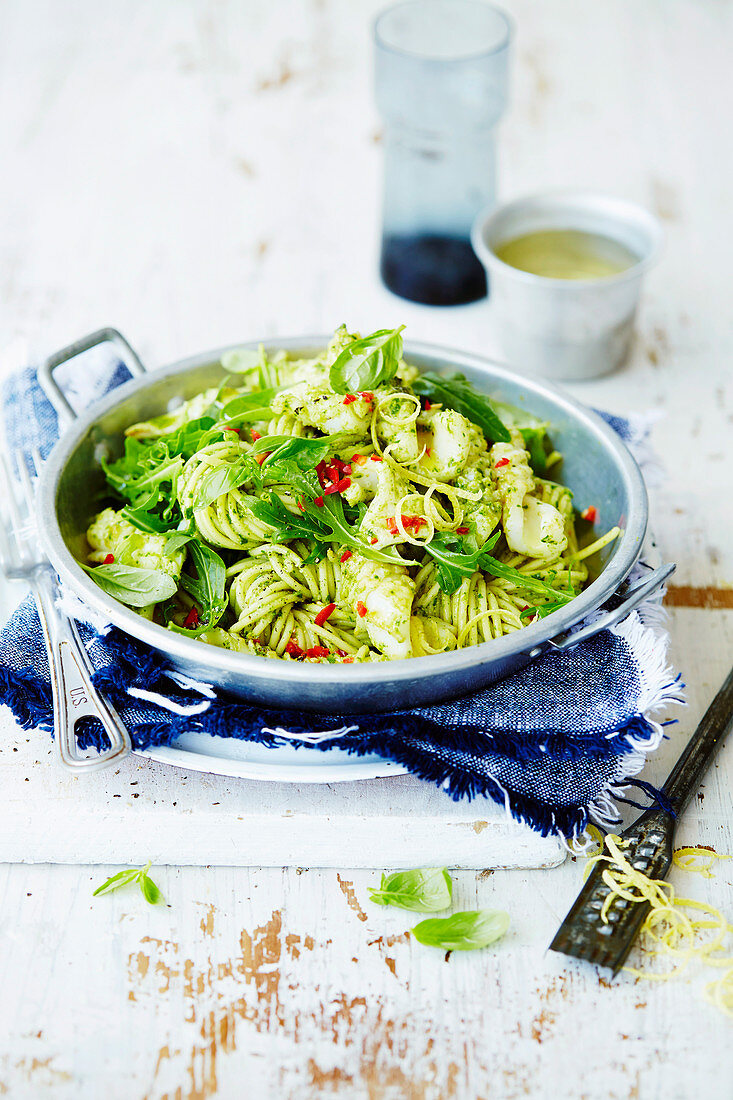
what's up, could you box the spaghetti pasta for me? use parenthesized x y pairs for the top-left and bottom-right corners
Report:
(85, 325), (619, 664)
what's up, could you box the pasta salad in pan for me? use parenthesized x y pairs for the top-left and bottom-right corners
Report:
(84, 325), (618, 663)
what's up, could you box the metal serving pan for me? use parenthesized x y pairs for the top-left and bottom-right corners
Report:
(37, 328), (672, 715)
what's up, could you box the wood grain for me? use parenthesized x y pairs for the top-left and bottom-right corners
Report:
(665, 586), (733, 610)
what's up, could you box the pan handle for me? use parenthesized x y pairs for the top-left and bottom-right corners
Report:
(38, 327), (146, 424)
(546, 562), (675, 652)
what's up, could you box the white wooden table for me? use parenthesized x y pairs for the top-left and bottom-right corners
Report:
(1, 2), (732, 1097)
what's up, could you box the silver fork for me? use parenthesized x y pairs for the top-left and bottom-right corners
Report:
(0, 446), (131, 771)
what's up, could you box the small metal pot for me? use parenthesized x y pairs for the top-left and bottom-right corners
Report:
(37, 328), (672, 714)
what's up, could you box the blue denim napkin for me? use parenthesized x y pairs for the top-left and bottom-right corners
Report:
(0, 359), (682, 838)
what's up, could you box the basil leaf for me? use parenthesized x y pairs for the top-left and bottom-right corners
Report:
(139, 874), (165, 906)
(92, 869), (142, 897)
(175, 540), (227, 631)
(163, 532), (194, 557)
(368, 868), (452, 913)
(412, 372), (511, 443)
(83, 563), (178, 607)
(191, 459), (254, 511)
(411, 909), (510, 951)
(261, 432), (358, 471)
(219, 389), (279, 419)
(329, 326), (405, 395)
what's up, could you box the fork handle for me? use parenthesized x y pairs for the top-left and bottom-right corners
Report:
(31, 567), (132, 771)
(661, 664), (733, 815)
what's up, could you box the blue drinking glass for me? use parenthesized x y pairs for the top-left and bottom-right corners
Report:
(375, 0), (512, 305)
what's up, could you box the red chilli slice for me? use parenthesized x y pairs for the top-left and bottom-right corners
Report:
(356, 601), (368, 618)
(340, 550), (352, 563)
(314, 603), (336, 627)
(360, 391), (374, 402)
(342, 394), (357, 405)
(456, 526), (469, 535)
(370, 455), (382, 462)
(183, 606), (200, 629)
(285, 639), (305, 658)
(256, 452), (271, 465)
(314, 496), (324, 507)
(369, 536), (378, 544)
(342, 656), (354, 664)
(102, 553), (115, 565)
(306, 645), (330, 659)
(424, 399), (432, 410)
(223, 426), (239, 434)
(251, 430), (261, 441)
(581, 505), (598, 523)
(495, 457), (510, 469)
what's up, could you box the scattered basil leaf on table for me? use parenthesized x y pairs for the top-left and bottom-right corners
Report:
(139, 873), (165, 905)
(329, 326), (406, 395)
(411, 909), (510, 951)
(82, 563), (178, 608)
(368, 868), (453, 913)
(91, 869), (141, 897)
(412, 372), (511, 443)
(93, 861), (165, 906)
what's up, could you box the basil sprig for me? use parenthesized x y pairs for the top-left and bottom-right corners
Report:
(82, 563), (178, 607)
(411, 909), (510, 951)
(93, 861), (165, 906)
(368, 868), (452, 913)
(412, 371), (510, 443)
(329, 326), (405, 395)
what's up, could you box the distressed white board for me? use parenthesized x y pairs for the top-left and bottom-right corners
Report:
(0, 1), (733, 1098)
(0, 721), (564, 868)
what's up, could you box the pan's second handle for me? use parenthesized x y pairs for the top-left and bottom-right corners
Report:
(661, 665), (733, 816)
(37, 327), (146, 424)
(547, 562), (676, 652)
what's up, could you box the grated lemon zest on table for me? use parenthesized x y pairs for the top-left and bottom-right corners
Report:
(583, 832), (733, 1013)
(672, 846), (731, 878)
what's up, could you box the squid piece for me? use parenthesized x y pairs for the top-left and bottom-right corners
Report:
(490, 443), (567, 560)
(339, 552), (415, 660)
